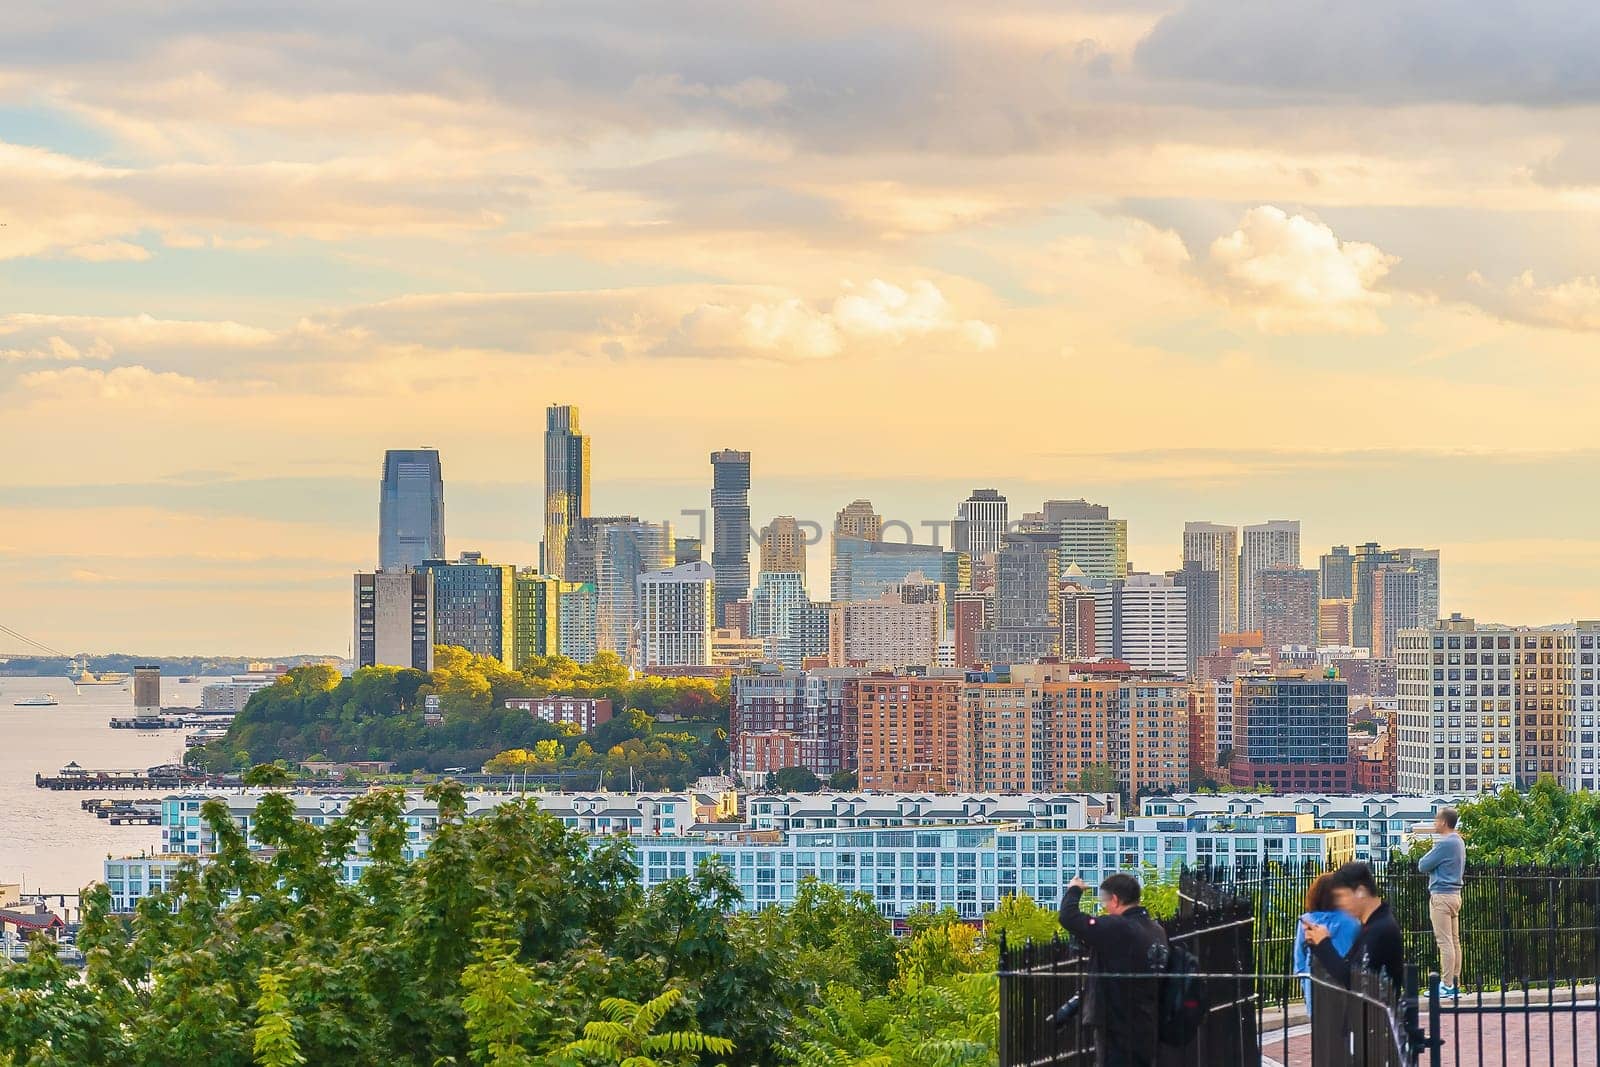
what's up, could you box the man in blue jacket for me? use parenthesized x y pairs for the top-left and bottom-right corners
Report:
(1418, 806), (1465, 997)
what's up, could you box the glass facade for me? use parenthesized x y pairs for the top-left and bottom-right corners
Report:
(378, 449), (444, 570)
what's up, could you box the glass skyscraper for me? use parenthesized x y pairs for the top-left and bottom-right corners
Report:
(544, 405), (591, 580)
(379, 448), (444, 570)
(710, 450), (752, 625)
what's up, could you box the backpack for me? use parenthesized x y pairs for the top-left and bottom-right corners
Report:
(1158, 943), (1208, 1047)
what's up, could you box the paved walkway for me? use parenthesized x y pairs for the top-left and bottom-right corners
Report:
(1259, 997), (1600, 1066)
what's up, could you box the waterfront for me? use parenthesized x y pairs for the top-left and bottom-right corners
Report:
(0, 676), (197, 892)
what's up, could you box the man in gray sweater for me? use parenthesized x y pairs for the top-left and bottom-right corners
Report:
(1418, 806), (1465, 996)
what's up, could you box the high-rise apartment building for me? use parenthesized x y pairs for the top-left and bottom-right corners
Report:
(558, 581), (598, 665)
(1239, 521), (1301, 631)
(731, 667), (858, 777)
(564, 515), (634, 585)
(978, 530), (1060, 662)
(1229, 674), (1350, 791)
(542, 406), (590, 580)
(354, 570), (435, 671)
(419, 553), (516, 667)
(749, 571), (829, 669)
(1182, 522), (1239, 633)
(1396, 616), (1526, 793)
(1173, 560), (1220, 677)
(851, 675), (968, 791)
(951, 592), (989, 669)
(758, 515), (807, 575)
(637, 561), (715, 669)
(829, 593), (942, 669)
(513, 571), (561, 668)
(1373, 566), (1425, 659)
(378, 449), (444, 570)
(953, 489), (1008, 563)
(710, 450), (752, 625)
(596, 520), (674, 659)
(1093, 574), (1189, 675)
(1352, 543), (1441, 649)
(1043, 499), (1129, 583)
(1256, 567), (1320, 650)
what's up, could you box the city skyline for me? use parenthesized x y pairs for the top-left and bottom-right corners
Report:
(10, 4), (1600, 651)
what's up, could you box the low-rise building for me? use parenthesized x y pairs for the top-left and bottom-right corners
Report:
(504, 696), (614, 731)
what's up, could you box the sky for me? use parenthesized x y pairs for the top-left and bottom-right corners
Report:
(6, 1), (1600, 655)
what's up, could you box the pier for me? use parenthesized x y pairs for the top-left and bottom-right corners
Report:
(36, 763), (212, 791)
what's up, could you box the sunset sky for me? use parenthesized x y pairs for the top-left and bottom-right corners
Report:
(6, 2), (1600, 655)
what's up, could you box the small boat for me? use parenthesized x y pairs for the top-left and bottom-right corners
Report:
(64, 657), (129, 686)
(179, 676), (200, 684)
(15, 693), (60, 707)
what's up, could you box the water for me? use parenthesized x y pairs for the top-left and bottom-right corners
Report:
(0, 675), (201, 892)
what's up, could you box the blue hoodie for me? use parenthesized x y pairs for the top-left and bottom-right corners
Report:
(1294, 908), (1361, 1007)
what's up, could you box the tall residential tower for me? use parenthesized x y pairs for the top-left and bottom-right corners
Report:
(543, 405), (591, 580)
(710, 450), (752, 626)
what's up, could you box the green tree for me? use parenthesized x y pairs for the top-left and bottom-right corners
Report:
(564, 988), (734, 1067)
(770, 766), (823, 792)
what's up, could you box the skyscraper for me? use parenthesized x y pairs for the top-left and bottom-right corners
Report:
(637, 561), (715, 669)
(830, 536), (967, 615)
(354, 570), (435, 670)
(1372, 565), (1424, 658)
(758, 515), (807, 575)
(710, 450), (752, 626)
(513, 570), (561, 668)
(1173, 559), (1220, 676)
(1239, 520), (1300, 631)
(1043, 499), (1129, 583)
(378, 449), (444, 570)
(1352, 542), (1441, 649)
(749, 571), (829, 668)
(596, 519), (674, 659)
(1182, 522), (1239, 634)
(558, 581), (599, 665)
(1093, 573), (1188, 675)
(952, 489), (1008, 563)
(978, 530), (1060, 662)
(833, 499), (883, 541)
(1320, 545), (1355, 599)
(543, 405), (591, 580)
(1255, 567), (1320, 650)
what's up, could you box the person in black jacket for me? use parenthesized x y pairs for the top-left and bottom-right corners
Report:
(1058, 873), (1169, 1067)
(1302, 861), (1405, 991)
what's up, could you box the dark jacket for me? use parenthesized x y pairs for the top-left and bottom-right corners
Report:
(1310, 900), (1404, 992)
(1059, 885), (1169, 1054)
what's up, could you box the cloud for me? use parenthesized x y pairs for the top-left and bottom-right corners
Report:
(0, 335), (115, 363)
(1204, 206), (1396, 333)
(1136, 1), (1600, 106)
(65, 239), (152, 262)
(17, 365), (207, 402)
(1468, 271), (1600, 332)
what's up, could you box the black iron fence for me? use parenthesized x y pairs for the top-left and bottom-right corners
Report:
(1192, 861), (1600, 992)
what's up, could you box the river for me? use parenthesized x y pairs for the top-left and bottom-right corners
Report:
(0, 675), (201, 893)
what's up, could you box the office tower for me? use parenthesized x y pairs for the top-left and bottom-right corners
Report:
(759, 515), (807, 575)
(1172, 559), (1220, 677)
(829, 593), (941, 669)
(1044, 499), (1130, 583)
(1229, 674), (1351, 791)
(558, 581), (599, 665)
(952, 592), (988, 668)
(1256, 567), (1319, 650)
(1059, 584), (1097, 660)
(1239, 520), (1300, 631)
(1320, 545), (1355, 599)
(596, 520), (674, 659)
(418, 553), (516, 667)
(565, 514), (634, 584)
(851, 675), (967, 791)
(1093, 573), (1189, 675)
(133, 666), (161, 714)
(952, 489), (1008, 562)
(542, 406), (590, 579)
(1395, 548), (1441, 624)
(637, 561), (715, 669)
(1352, 542), (1440, 649)
(978, 530), (1060, 663)
(1372, 565), (1424, 658)
(749, 571), (829, 669)
(1319, 599), (1355, 646)
(378, 448), (444, 570)
(1182, 522), (1239, 633)
(709, 450), (752, 625)
(513, 571), (561, 668)
(731, 667), (858, 777)
(674, 537), (703, 566)
(354, 570), (435, 670)
(834, 499), (883, 541)
(830, 536), (967, 615)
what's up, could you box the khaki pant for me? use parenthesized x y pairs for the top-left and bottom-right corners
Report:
(1430, 892), (1463, 987)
